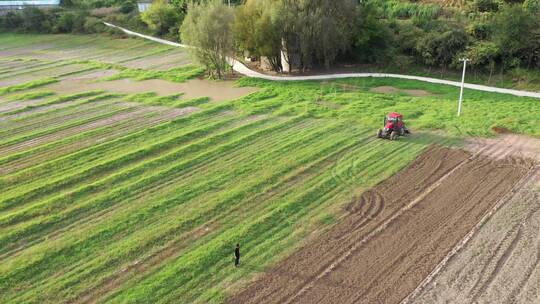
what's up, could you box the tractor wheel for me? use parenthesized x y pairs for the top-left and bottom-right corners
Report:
(390, 131), (399, 140)
(377, 129), (383, 138)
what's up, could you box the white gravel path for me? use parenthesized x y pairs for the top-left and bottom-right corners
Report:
(103, 22), (540, 99)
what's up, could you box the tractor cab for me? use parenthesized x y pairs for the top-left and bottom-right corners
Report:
(377, 112), (410, 140)
(384, 112), (404, 130)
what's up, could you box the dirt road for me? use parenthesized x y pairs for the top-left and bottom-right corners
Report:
(228, 146), (530, 304)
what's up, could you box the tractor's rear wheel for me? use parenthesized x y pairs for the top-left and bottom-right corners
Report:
(377, 129), (383, 138)
(390, 131), (399, 140)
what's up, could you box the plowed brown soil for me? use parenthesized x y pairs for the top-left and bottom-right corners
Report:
(228, 146), (529, 304)
(411, 168), (539, 304)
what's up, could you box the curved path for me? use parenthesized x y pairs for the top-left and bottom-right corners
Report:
(104, 22), (540, 99)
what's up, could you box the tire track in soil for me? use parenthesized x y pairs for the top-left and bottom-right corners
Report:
(282, 150), (479, 304)
(466, 208), (531, 304)
(407, 137), (539, 304)
(504, 198), (540, 304)
(400, 165), (533, 304)
(408, 169), (539, 304)
(228, 146), (469, 304)
(228, 146), (529, 304)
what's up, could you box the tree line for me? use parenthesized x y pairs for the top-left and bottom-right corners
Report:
(179, 0), (539, 80)
(2, 0), (539, 82)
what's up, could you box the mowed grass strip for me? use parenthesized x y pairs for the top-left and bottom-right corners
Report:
(0, 105), (196, 174)
(1, 118), (355, 302)
(1, 90), (105, 117)
(0, 102), (137, 157)
(0, 97), (124, 143)
(0, 114), (303, 251)
(0, 112), (241, 212)
(0, 78), (58, 96)
(0, 116), (308, 276)
(0, 93), (123, 133)
(4, 90), (55, 102)
(0, 105), (231, 188)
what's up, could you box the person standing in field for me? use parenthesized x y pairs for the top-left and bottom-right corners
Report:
(234, 243), (240, 267)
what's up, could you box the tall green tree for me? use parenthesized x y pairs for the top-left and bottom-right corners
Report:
(492, 4), (540, 68)
(276, 0), (356, 70)
(234, 0), (282, 71)
(353, 1), (395, 63)
(416, 25), (468, 71)
(141, 0), (182, 36)
(180, 0), (235, 78)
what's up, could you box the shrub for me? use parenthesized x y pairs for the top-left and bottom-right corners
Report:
(141, 0), (183, 36)
(84, 16), (107, 33)
(21, 7), (47, 32)
(119, 0), (137, 14)
(2, 11), (23, 29)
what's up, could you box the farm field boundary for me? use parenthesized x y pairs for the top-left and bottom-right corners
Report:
(103, 22), (540, 99)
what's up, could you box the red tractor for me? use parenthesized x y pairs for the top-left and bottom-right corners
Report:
(377, 112), (410, 140)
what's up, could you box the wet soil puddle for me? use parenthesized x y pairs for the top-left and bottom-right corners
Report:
(46, 78), (258, 102)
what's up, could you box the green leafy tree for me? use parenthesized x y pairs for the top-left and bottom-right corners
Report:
(119, 0), (137, 14)
(354, 1), (395, 63)
(21, 7), (47, 32)
(492, 4), (540, 68)
(416, 26), (468, 71)
(2, 11), (23, 29)
(276, 0), (356, 70)
(234, 0), (282, 71)
(180, 0), (235, 78)
(141, 0), (183, 36)
(465, 41), (500, 81)
(523, 0), (539, 13)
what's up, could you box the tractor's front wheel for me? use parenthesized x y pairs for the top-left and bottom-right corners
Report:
(377, 129), (383, 138)
(390, 131), (399, 140)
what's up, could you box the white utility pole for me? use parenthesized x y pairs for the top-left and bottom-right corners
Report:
(457, 58), (470, 117)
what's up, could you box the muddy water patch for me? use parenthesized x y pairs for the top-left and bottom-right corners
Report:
(46, 78), (258, 102)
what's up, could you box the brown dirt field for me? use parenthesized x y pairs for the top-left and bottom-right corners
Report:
(228, 146), (530, 304)
(465, 134), (540, 162)
(411, 168), (539, 304)
(407, 137), (539, 304)
(370, 86), (433, 97)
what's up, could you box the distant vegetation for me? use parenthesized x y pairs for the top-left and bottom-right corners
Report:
(1, 0), (539, 87)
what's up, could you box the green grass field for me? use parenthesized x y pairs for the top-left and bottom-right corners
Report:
(0, 33), (538, 303)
